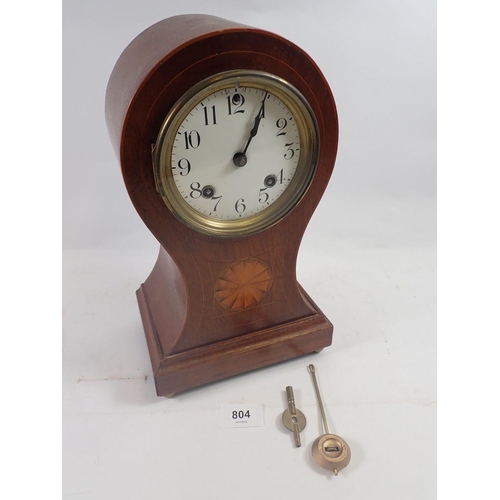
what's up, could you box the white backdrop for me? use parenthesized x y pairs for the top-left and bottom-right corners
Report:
(63, 1), (436, 499)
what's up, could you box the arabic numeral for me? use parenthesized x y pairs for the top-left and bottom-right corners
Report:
(182, 130), (201, 149)
(259, 188), (269, 203)
(177, 158), (191, 176)
(232, 410), (251, 419)
(227, 93), (246, 114)
(203, 104), (217, 125)
(212, 195), (222, 211)
(235, 198), (246, 213)
(189, 182), (202, 198)
(284, 142), (295, 160)
(278, 169), (284, 184)
(276, 117), (287, 136)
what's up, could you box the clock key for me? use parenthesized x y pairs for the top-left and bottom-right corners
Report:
(282, 386), (306, 447)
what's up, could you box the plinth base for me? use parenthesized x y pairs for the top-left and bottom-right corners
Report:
(137, 284), (333, 396)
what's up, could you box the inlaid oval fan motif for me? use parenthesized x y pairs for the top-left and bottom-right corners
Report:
(215, 258), (273, 311)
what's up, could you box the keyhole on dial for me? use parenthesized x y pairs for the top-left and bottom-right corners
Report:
(264, 175), (277, 188)
(202, 185), (215, 199)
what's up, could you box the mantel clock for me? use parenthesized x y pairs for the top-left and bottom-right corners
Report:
(105, 14), (339, 396)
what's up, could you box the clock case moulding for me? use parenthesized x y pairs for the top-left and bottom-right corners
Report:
(105, 14), (339, 396)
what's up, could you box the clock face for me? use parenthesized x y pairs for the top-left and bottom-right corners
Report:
(154, 71), (318, 236)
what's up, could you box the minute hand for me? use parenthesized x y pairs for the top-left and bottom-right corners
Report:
(241, 91), (269, 155)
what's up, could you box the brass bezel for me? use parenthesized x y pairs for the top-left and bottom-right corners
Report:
(153, 70), (319, 237)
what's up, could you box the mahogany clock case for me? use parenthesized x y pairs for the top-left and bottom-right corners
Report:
(105, 15), (339, 396)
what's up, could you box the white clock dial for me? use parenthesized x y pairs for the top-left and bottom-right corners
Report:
(171, 87), (300, 220)
(154, 71), (318, 236)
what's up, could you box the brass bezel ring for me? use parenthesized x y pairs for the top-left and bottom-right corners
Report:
(153, 70), (319, 237)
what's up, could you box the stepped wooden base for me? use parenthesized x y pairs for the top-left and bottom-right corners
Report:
(137, 284), (333, 396)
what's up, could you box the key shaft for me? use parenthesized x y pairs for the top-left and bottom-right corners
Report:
(282, 386), (306, 447)
(286, 386), (297, 414)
